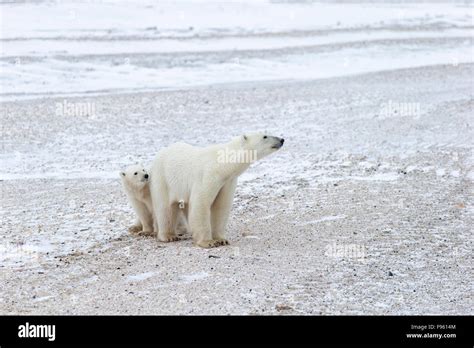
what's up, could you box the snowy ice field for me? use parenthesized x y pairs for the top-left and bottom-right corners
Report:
(1, 0), (473, 99)
(0, 1), (473, 314)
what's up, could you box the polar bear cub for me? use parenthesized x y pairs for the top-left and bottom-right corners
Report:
(120, 164), (155, 236)
(150, 133), (284, 248)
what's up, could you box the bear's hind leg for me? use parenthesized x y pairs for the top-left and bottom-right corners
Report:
(157, 203), (179, 242)
(176, 209), (189, 237)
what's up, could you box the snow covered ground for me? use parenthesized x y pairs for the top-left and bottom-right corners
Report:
(0, 1), (473, 314)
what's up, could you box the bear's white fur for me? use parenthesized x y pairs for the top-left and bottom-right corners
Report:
(150, 133), (284, 248)
(120, 164), (155, 236)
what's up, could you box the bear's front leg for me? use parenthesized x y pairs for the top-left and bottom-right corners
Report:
(211, 178), (237, 245)
(189, 198), (221, 248)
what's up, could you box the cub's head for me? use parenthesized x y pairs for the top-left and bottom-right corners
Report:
(239, 133), (284, 160)
(120, 164), (149, 190)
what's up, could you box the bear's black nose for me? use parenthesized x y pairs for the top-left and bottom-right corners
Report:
(280, 138), (285, 145)
(144, 174), (149, 179)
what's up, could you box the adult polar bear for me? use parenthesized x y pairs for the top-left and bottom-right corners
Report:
(150, 133), (284, 248)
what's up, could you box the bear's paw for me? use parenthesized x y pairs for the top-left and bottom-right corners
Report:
(196, 239), (229, 248)
(128, 224), (142, 234)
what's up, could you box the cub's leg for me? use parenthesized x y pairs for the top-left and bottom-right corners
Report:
(137, 200), (156, 237)
(131, 199), (154, 236)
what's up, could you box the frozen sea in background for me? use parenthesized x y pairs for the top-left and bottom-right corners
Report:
(1, 0), (473, 100)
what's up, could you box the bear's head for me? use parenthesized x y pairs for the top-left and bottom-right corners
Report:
(120, 164), (149, 190)
(239, 133), (284, 161)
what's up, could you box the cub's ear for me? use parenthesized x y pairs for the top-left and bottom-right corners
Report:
(120, 171), (126, 177)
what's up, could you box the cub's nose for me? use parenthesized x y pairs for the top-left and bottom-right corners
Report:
(144, 174), (149, 179)
(280, 138), (285, 145)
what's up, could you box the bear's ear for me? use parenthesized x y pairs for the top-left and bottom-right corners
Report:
(120, 171), (126, 177)
(242, 135), (248, 141)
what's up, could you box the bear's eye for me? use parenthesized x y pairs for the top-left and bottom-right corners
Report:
(263, 135), (267, 139)
(134, 172), (138, 175)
